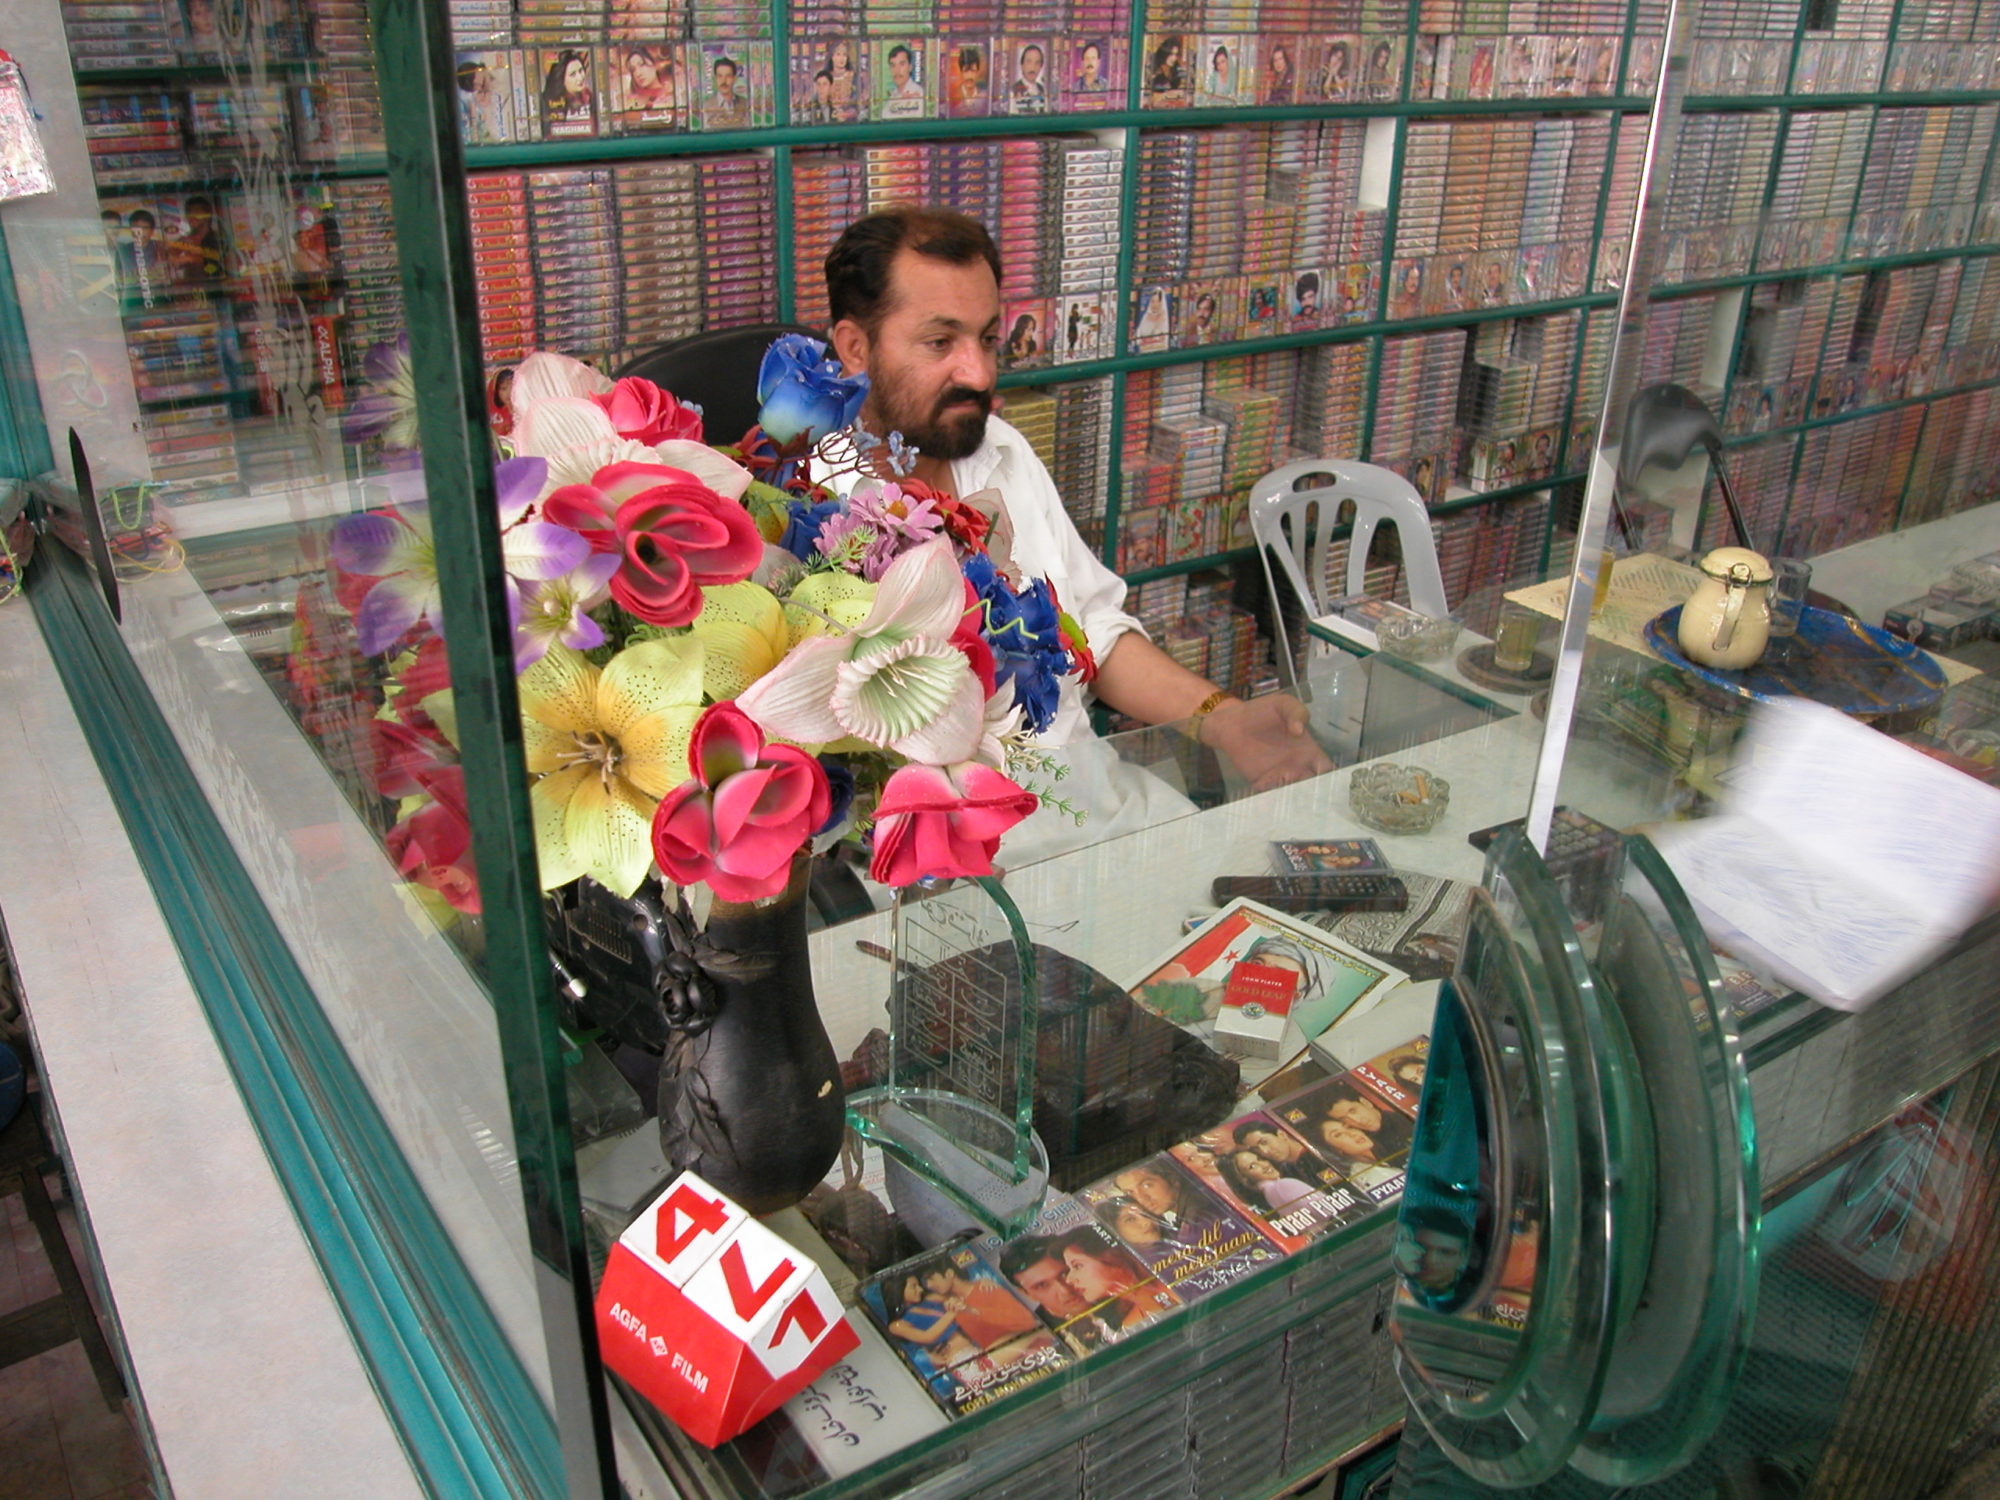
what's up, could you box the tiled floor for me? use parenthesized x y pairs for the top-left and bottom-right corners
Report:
(0, 1172), (153, 1500)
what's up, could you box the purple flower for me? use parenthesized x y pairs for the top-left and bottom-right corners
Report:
(330, 456), (585, 659)
(344, 334), (419, 448)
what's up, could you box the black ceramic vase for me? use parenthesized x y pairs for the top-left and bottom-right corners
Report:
(658, 854), (846, 1214)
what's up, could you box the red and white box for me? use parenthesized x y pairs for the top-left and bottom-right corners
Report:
(594, 1172), (856, 1447)
(1217, 960), (1299, 1059)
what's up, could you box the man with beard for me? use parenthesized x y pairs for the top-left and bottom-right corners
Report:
(823, 208), (1332, 805)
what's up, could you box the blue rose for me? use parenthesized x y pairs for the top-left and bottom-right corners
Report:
(815, 755), (856, 835)
(756, 334), (869, 447)
(778, 496), (845, 561)
(963, 553), (1071, 734)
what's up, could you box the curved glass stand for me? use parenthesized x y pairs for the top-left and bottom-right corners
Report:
(1569, 834), (1760, 1486)
(1391, 829), (1627, 1486)
(844, 876), (1049, 1239)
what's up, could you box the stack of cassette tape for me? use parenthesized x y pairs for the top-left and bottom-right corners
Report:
(329, 178), (406, 384)
(1203, 386), (1281, 496)
(789, 149), (869, 325)
(1291, 341), (1368, 460)
(469, 171), (535, 366)
(617, 161), (708, 351)
(1758, 109), (1869, 273)
(697, 154), (777, 328)
(75, 86), (187, 188)
(1370, 328), (1466, 478)
(1001, 386), (1060, 474)
(449, 0), (516, 47)
(1050, 379), (1113, 537)
(528, 169), (621, 356)
(298, 0), (386, 156)
(58, 0), (181, 68)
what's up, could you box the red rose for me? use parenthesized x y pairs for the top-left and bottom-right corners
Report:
(593, 377), (706, 445)
(651, 703), (831, 902)
(868, 761), (1037, 887)
(384, 765), (480, 914)
(542, 461), (762, 627)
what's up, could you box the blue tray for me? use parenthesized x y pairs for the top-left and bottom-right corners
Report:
(1643, 604), (1947, 715)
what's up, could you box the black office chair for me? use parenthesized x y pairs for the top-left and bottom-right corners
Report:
(615, 322), (821, 449)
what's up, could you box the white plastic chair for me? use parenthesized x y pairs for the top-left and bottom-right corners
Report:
(1248, 459), (1450, 690)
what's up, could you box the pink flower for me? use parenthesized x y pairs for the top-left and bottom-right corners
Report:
(385, 766), (480, 914)
(542, 461), (762, 627)
(868, 761), (1038, 887)
(594, 377), (706, 445)
(651, 702), (832, 902)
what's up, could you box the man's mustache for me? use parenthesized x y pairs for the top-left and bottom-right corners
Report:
(937, 387), (994, 416)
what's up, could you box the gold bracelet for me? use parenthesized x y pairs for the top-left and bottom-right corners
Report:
(1184, 689), (1237, 742)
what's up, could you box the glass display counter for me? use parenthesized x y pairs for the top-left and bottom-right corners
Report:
(7, 0), (2000, 1490)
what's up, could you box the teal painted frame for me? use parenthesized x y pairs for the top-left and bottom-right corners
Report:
(26, 542), (560, 1499)
(367, 0), (619, 1493)
(0, 226), (55, 481)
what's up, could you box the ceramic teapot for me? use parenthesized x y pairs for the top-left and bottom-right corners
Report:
(1678, 546), (1774, 670)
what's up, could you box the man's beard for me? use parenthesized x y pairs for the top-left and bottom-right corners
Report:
(865, 382), (994, 463)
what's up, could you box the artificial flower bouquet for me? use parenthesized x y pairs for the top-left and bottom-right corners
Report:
(332, 333), (1095, 923)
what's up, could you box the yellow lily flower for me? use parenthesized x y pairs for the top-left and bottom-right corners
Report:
(519, 637), (705, 897)
(785, 569), (876, 647)
(688, 582), (789, 700)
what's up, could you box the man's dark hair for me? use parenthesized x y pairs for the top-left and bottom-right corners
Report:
(128, 209), (156, 228)
(888, 44), (912, 66)
(713, 55), (736, 76)
(997, 1235), (1061, 1282)
(825, 207), (1003, 331)
(1296, 271), (1320, 298)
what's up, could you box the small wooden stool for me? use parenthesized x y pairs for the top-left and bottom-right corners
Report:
(0, 1097), (126, 1410)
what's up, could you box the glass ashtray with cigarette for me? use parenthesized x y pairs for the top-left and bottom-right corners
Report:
(1349, 762), (1451, 834)
(1374, 609), (1464, 663)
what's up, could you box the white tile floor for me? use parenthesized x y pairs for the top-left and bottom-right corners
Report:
(0, 1181), (152, 1500)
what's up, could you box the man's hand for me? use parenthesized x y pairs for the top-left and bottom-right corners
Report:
(1201, 694), (1335, 792)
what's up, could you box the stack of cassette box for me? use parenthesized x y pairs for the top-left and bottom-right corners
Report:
(1392, 116), (1608, 316)
(1051, 380), (1113, 541)
(1903, 388), (2000, 526)
(1370, 328), (1466, 478)
(1657, 113), (1777, 281)
(449, 0), (516, 46)
(1885, 0), (1988, 91)
(328, 178), (405, 389)
(789, 149), (869, 326)
(619, 161), (714, 352)
(1291, 341), (1369, 461)
(468, 171), (534, 366)
(1785, 405), (1925, 555)
(298, 0), (386, 156)
(1797, 0), (1891, 94)
(76, 87), (187, 187)
(1684, 0), (1793, 96)
(1281, 1288), (1401, 1478)
(529, 168), (623, 356)
(59, 0), (180, 67)
(1134, 132), (1198, 289)
(1852, 106), (2000, 260)
(1757, 109), (1871, 273)
(1695, 432), (1790, 551)
(1203, 386), (1281, 495)
(1001, 386), (1061, 473)
(1635, 292), (1720, 399)
(1456, 311), (1576, 489)
(518, 0), (606, 47)
(1944, 257), (2000, 386)
(1081, 1391), (1192, 1500)
(697, 154), (778, 328)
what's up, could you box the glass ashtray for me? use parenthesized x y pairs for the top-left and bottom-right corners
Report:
(1375, 612), (1464, 663)
(1350, 762), (1452, 834)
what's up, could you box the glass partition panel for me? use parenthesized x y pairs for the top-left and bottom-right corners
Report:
(2, 0), (599, 1488)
